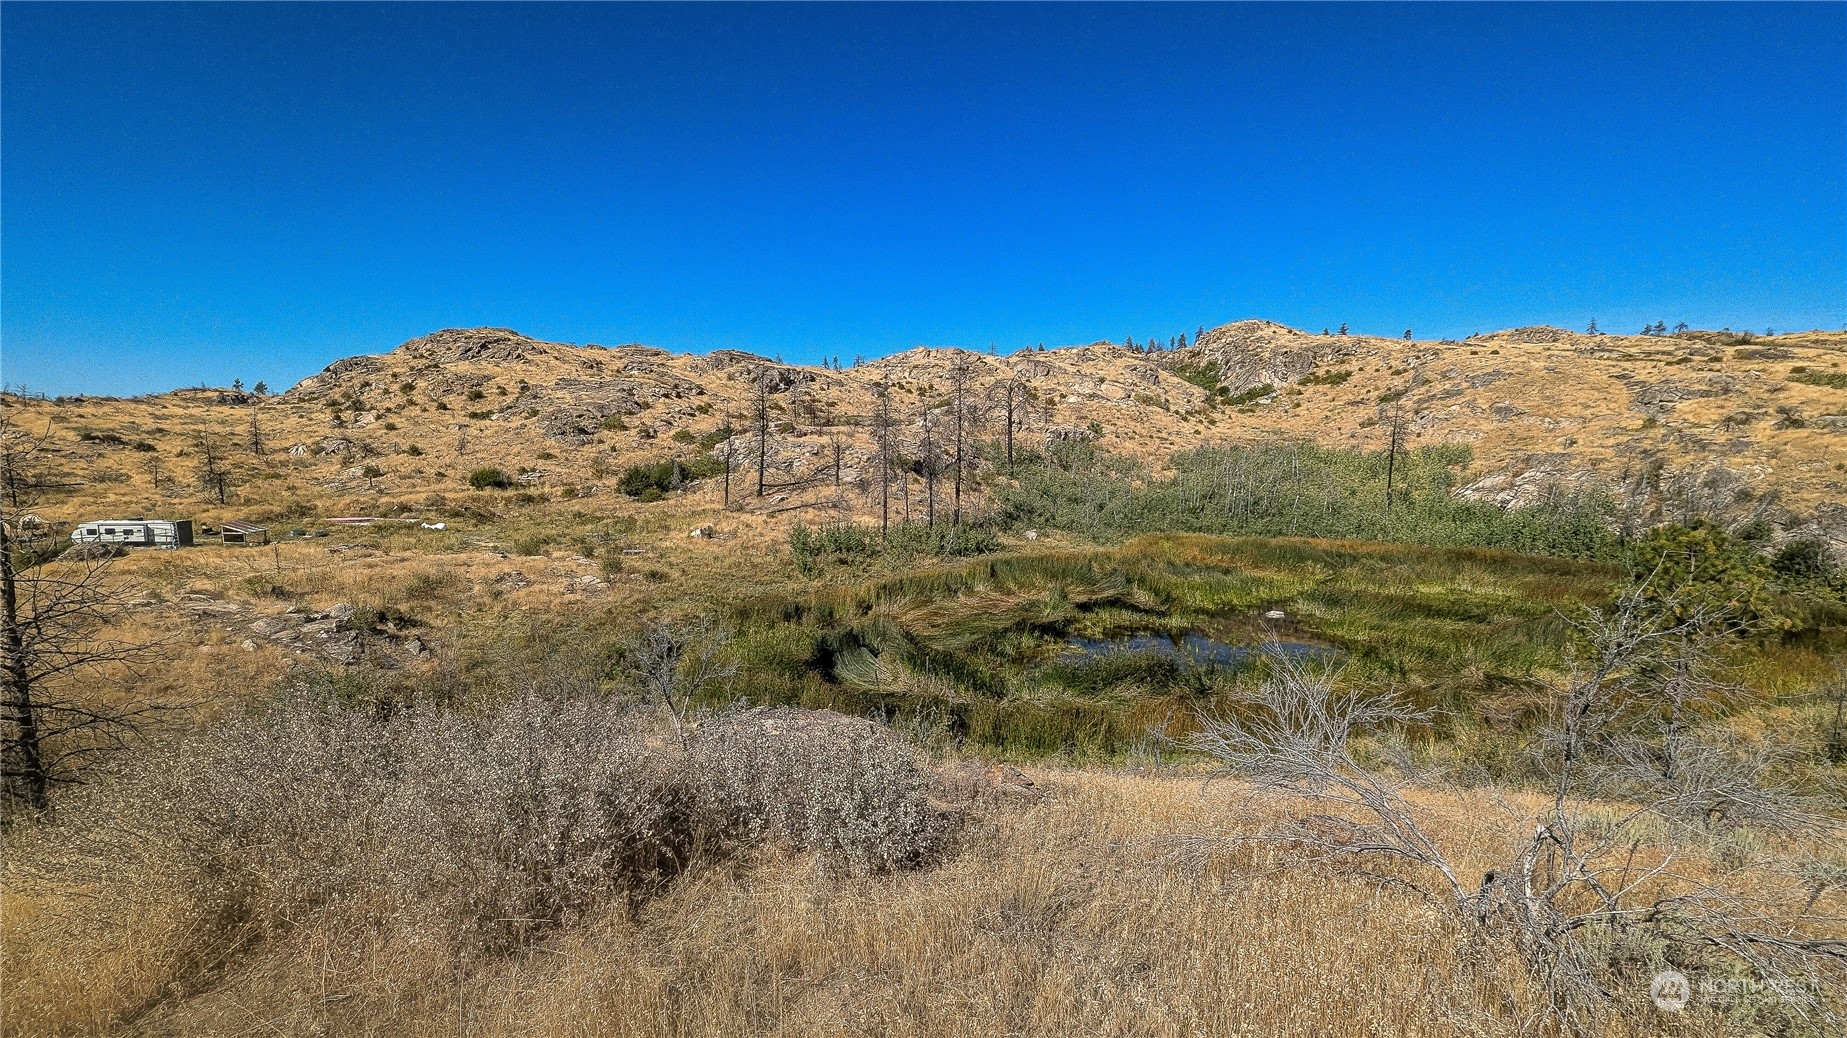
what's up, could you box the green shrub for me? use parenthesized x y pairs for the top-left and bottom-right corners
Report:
(1771, 538), (1837, 582)
(1790, 370), (1847, 390)
(1625, 521), (1771, 624)
(620, 460), (684, 498)
(788, 520), (1001, 576)
(1299, 368), (1353, 387)
(995, 440), (1619, 559)
(468, 467), (512, 490)
(619, 455), (725, 499)
(510, 534), (553, 556)
(1166, 360), (1222, 395)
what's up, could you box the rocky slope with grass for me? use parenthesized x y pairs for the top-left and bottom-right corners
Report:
(8, 321), (1846, 545)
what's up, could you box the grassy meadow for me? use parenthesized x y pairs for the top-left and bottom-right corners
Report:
(5, 437), (1846, 1037)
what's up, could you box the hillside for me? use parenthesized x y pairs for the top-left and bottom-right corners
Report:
(7, 321), (1846, 547)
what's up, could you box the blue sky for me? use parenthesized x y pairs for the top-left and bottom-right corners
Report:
(4, 2), (1843, 396)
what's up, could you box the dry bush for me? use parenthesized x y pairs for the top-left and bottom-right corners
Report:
(691, 707), (953, 872)
(1187, 611), (1847, 1037)
(6, 683), (952, 1034)
(12, 769), (1563, 1038)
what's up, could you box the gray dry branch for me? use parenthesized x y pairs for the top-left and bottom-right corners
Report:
(1187, 613), (1846, 1036)
(628, 618), (738, 745)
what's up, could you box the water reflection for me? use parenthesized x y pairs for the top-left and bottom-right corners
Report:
(1062, 632), (1333, 668)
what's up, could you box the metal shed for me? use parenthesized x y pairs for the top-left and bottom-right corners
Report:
(220, 520), (270, 545)
(70, 519), (194, 549)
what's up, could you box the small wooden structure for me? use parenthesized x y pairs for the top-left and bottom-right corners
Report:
(220, 520), (270, 545)
(70, 519), (194, 549)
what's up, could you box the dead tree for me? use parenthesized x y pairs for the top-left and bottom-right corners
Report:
(195, 435), (231, 504)
(719, 439), (736, 509)
(628, 618), (737, 748)
(988, 371), (1038, 476)
(1379, 395), (1411, 518)
(946, 356), (987, 526)
(2, 417), (170, 814)
(871, 381), (898, 535)
(0, 426), (51, 512)
(248, 412), (266, 459)
(1187, 584), (1846, 1035)
(917, 408), (943, 528)
(751, 366), (774, 497)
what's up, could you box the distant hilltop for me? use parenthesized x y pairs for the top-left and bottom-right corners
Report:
(8, 320), (1846, 548)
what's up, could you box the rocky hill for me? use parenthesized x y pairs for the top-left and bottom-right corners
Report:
(8, 321), (1846, 546)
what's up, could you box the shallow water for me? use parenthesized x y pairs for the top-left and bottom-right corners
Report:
(1061, 631), (1332, 668)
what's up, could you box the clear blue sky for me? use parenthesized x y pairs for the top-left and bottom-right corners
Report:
(4, 2), (1843, 396)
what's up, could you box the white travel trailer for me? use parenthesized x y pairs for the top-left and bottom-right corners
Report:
(70, 519), (194, 549)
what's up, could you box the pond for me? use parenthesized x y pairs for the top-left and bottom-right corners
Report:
(1061, 631), (1334, 668)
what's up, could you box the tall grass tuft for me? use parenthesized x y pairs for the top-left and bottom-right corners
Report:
(997, 439), (1620, 558)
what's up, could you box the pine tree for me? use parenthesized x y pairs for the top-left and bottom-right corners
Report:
(1586, 319), (1600, 335)
(1338, 323), (1348, 336)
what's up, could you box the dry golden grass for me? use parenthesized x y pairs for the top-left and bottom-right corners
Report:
(10, 765), (1808, 1038)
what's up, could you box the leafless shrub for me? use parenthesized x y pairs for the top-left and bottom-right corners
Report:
(17, 683), (953, 970)
(690, 707), (954, 872)
(629, 617), (737, 744)
(1187, 648), (1460, 900)
(1188, 607), (1847, 1036)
